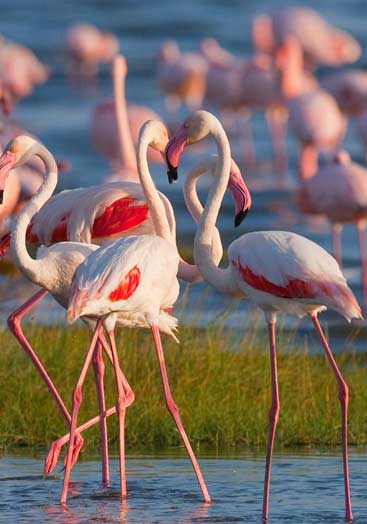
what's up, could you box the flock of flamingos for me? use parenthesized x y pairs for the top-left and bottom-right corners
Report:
(0, 6), (366, 522)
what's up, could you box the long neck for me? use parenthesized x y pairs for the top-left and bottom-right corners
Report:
(184, 160), (223, 264)
(11, 144), (58, 284)
(194, 125), (236, 294)
(113, 59), (138, 175)
(137, 130), (173, 244)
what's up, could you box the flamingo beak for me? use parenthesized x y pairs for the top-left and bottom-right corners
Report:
(0, 150), (17, 204)
(164, 126), (188, 183)
(227, 169), (252, 227)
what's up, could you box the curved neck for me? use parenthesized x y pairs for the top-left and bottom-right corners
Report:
(194, 124), (236, 294)
(113, 58), (138, 175)
(11, 143), (58, 284)
(137, 129), (173, 244)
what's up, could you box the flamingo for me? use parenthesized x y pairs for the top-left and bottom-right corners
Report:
(0, 36), (49, 103)
(90, 55), (163, 175)
(252, 7), (360, 69)
(298, 150), (367, 307)
(276, 37), (345, 179)
(0, 129), (246, 476)
(64, 23), (119, 76)
(157, 40), (208, 117)
(320, 69), (367, 116)
(61, 119), (212, 504)
(165, 110), (362, 522)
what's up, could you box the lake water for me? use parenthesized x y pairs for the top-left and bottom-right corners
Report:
(1, 450), (366, 523)
(0, 0), (366, 350)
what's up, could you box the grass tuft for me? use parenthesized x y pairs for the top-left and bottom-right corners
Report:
(0, 322), (366, 454)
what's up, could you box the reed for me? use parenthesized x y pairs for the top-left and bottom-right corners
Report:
(0, 321), (366, 453)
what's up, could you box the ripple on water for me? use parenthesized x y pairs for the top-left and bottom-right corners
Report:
(0, 452), (366, 523)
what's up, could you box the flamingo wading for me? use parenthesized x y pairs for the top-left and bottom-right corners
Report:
(165, 110), (362, 523)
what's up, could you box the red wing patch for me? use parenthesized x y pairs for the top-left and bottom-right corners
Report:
(92, 198), (149, 239)
(25, 214), (70, 245)
(235, 258), (316, 299)
(108, 265), (140, 302)
(0, 232), (11, 256)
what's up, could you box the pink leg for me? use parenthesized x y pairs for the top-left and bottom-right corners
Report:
(8, 290), (85, 472)
(107, 329), (127, 498)
(266, 107), (288, 180)
(92, 341), (109, 485)
(239, 110), (256, 167)
(332, 223), (343, 268)
(8, 290), (71, 423)
(45, 331), (135, 476)
(357, 221), (367, 308)
(99, 331), (135, 406)
(311, 314), (353, 522)
(151, 324), (211, 503)
(60, 319), (103, 504)
(262, 318), (280, 522)
(299, 143), (318, 180)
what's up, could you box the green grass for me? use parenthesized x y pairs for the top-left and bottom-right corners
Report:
(0, 322), (366, 454)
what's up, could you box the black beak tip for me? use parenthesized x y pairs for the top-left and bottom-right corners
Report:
(167, 166), (178, 184)
(234, 209), (249, 227)
(0, 190), (3, 205)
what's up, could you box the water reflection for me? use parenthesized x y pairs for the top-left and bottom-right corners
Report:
(1, 452), (366, 523)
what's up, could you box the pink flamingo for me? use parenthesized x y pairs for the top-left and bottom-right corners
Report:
(37, 154), (246, 477)
(166, 110), (362, 523)
(90, 55), (163, 174)
(253, 7), (360, 69)
(276, 37), (345, 179)
(65, 23), (119, 76)
(320, 69), (367, 116)
(0, 36), (49, 103)
(298, 150), (367, 307)
(0, 129), (246, 475)
(157, 40), (208, 117)
(61, 119), (212, 504)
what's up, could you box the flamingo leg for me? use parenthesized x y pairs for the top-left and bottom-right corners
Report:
(92, 340), (109, 485)
(60, 319), (102, 504)
(8, 290), (85, 474)
(332, 223), (343, 268)
(45, 331), (135, 476)
(150, 324), (211, 503)
(357, 221), (367, 308)
(262, 317), (280, 522)
(299, 143), (318, 180)
(266, 107), (288, 180)
(107, 329), (127, 498)
(311, 314), (353, 522)
(239, 109), (256, 167)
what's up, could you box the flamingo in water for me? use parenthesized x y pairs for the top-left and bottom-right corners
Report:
(0, 129), (247, 477)
(60, 119), (215, 504)
(297, 150), (367, 309)
(165, 110), (362, 522)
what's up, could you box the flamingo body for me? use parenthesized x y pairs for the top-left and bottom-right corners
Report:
(229, 231), (361, 320)
(299, 154), (367, 223)
(321, 70), (367, 115)
(67, 235), (179, 337)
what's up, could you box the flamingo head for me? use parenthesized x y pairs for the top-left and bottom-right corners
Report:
(138, 119), (169, 169)
(165, 110), (221, 183)
(0, 136), (37, 203)
(227, 159), (252, 226)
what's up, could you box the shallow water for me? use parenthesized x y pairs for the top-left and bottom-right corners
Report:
(0, 3), (367, 344)
(1, 450), (366, 523)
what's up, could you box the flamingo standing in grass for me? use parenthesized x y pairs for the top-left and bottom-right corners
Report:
(165, 110), (362, 522)
(0, 128), (247, 476)
(62, 119), (212, 503)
